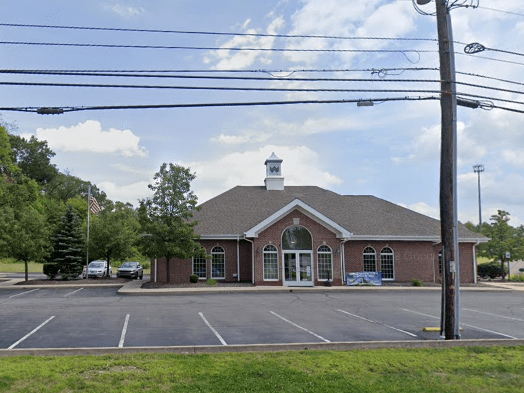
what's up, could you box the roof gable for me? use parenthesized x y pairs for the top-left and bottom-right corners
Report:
(244, 198), (352, 239)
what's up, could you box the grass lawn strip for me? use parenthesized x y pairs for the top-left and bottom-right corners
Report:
(0, 346), (523, 392)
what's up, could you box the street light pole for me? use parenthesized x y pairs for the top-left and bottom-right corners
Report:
(473, 164), (485, 231)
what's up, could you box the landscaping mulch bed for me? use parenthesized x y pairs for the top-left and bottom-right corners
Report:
(142, 281), (255, 289)
(15, 278), (131, 285)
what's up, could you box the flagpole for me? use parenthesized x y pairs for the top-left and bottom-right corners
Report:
(86, 184), (91, 279)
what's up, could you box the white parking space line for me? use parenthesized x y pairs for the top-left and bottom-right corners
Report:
(463, 308), (524, 322)
(270, 311), (331, 343)
(402, 308), (518, 339)
(8, 289), (39, 299)
(64, 288), (84, 297)
(337, 309), (419, 338)
(199, 312), (227, 346)
(8, 316), (55, 349)
(118, 314), (130, 348)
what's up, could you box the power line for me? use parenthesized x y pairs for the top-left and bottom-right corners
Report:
(0, 96), (440, 114)
(0, 22), (438, 42)
(0, 40), (437, 54)
(458, 52), (524, 67)
(477, 6), (524, 18)
(0, 67), (440, 76)
(0, 80), (443, 94)
(457, 71), (524, 88)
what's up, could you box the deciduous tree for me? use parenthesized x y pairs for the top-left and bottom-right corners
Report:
(9, 134), (58, 185)
(478, 210), (524, 279)
(138, 163), (207, 282)
(88, 201), (140, 275)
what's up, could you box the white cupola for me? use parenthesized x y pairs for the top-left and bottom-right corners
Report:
(264, 152), (284, 190)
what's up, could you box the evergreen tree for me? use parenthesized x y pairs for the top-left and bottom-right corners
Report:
(48, 205), (85, 280)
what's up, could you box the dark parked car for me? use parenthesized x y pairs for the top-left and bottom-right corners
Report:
(117, 262), (144, 279)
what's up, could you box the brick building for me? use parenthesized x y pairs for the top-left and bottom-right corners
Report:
(151, 153), (486, 286)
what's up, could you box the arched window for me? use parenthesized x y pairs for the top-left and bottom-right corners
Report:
(363, 247), (376, 272)
(380, 247), (394, 280)
(192, 256), (207, 279)
(211, 246), (225, 279)
(282, 226), (312, 250)
(263, 244), (278, 280)
(317, 245), (333, 281)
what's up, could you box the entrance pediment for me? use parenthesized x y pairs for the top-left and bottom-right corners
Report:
(244, 199), (352, 239)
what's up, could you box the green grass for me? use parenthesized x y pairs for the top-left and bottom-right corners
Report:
(477, 256), (491, 264)
(0, 259), (43, 273)
(0, 258), (151, 276)
(1, 347), (523, 392)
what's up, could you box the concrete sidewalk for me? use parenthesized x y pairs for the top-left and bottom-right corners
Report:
(1, 276), (517, 294)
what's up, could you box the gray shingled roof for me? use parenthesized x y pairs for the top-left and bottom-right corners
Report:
(192, 186), (484, 241)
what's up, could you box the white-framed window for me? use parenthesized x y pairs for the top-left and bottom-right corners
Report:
(363, 247), (377, 272)
(380, 247), (394, 280)
(192, 256), (207, 279)
(263, 244), (279, 280)
(317, 245), (333, 281)
(211, 246), (225, 279)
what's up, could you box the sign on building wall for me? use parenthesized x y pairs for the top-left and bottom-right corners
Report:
(346, 272), (382, 286)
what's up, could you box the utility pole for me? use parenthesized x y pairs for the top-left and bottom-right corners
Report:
(437, 0), (461, 341)
(416, 0), (461, 339)
(473, 164), (485, 231)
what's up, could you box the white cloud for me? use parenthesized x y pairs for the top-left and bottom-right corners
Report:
(35, 120), (148, 157)
(105, 3), (145, 18)
(98, 180), (151, 205)
(187, 145), (343, 203)
(502, 150), (524, 167)
(210, 133), (271, 145)
(392, 121), (487, 165)
(207, 16), (285, 70)
(398, 201), (439, 220)
(284, 0), (416, 64)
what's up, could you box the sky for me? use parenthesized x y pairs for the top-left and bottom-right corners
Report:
(1, 0), (524, 227)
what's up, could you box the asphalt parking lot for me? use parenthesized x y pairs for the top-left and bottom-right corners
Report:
(1, 287), (523, 351)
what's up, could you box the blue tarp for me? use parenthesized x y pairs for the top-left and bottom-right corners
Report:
(346, 272), (382, 286)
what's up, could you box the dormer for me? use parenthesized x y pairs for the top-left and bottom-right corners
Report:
(264, 152), (284, 190)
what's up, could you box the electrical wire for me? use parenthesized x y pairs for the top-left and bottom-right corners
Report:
(477, 6), (524, 18)
(0, 81), (443, 94)
(0, 40), (437, 54)
(0, 67), (441, 76)
(457, 71), (524, 89)
(0, 22), (439, 42)
(0, 96), (440, 114)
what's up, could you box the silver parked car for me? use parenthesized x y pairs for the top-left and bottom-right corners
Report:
(116, 261), (144, 279)
(84, 260), (112, 278)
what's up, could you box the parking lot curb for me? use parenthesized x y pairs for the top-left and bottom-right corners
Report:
(1, 338), (523, 358)
(118, 283), (511, 295)
(0, 277), (515, 293)
(0, 278), (125, 290)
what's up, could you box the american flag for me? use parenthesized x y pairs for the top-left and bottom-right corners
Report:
(89, 192), (101, 214)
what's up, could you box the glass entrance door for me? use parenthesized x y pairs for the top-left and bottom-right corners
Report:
(284, 252), (313, 286)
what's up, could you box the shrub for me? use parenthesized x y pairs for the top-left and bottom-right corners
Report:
(411, 278), (423, 287)
(142, 261), (151, 270)
(477, 261), (508, 279)
(43, 263), (60, 279)
(206, 279), (218, 286)
(190, 274), (199, 283)
(509, 274), (524, 282)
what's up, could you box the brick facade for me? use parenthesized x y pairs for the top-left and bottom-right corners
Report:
(151, 208), (478, 285)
